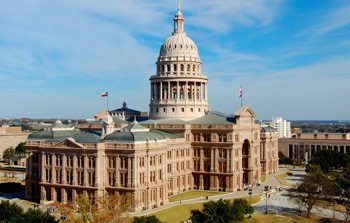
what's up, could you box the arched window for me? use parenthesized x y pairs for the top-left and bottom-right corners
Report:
(187, 64), (190, 71)
(162, 65), (165, 72)
(181, 64), (184, 71)
(193, 65), (196, 72)
(174, 64), (177, 72)
(167, 65), (171, 72)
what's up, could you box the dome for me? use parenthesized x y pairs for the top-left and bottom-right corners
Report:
(160, 34), (199, 58)
(158, 4), (200, 59)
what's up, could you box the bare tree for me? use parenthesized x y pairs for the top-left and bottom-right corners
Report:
(294, 173), (334, 218)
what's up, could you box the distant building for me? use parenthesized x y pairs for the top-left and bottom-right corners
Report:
(279, 133), (350, 162)
(0, 126), (31, 159)
(10, 153), (27, 166)
(271, 117), (291, 138)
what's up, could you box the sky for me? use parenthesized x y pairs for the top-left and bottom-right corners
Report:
(0, 0), (349, 120)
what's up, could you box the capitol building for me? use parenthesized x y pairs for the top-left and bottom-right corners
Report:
(25, 4), (279, 212)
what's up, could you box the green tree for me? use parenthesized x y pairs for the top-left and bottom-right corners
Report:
(18, 208), (58, 223)
(133, 215), (163, 223)
(3, 147), (15, 160)
(305, 164), (322, 176)
(15, 142), (26, 154)
(190, 199), (253, 223)
(0, 200), (24, 223)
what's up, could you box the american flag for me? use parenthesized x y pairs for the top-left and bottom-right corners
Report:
(239, 87), (242, 98)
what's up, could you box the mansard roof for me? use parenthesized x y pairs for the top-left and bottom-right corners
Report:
(260, 126), (276, 133)
(28, 130), (79, 141)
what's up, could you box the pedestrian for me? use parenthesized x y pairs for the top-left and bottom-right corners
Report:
(180, 199), (182, 204)
(268, 194), (270, 198)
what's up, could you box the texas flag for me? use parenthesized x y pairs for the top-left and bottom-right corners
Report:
(101, 92), (108, 97)
(239, 87), (242, 98)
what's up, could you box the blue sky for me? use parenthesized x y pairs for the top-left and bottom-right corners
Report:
(0, 0), (349, 120)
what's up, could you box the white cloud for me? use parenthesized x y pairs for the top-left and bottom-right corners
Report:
(300, 2), (350, 36)
(208, 57), (350, 120)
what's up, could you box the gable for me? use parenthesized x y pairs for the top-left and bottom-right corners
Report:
(53, 138), (85, 149)
(234, 106), (256, 118)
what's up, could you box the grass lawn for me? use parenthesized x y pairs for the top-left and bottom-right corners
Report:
(150, 195), (261, 223)
(22, 200), (38, 207)
(261, 175), (266, 183)
(168, 190), (227, 202)
(275, 172), (293, 186)
(149, 202), (204, 223)
(229, 195), (261, 205)
(244, 213), (324, 223)
(316, 200), (346, 213)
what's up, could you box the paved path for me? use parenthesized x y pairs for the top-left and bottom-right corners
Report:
(253, 169), (347, 221)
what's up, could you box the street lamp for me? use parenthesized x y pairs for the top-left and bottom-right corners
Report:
(248, 188), (253, 219)
(264, 186), (269, 214)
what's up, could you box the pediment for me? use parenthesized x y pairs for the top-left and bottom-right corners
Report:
(234, 106), (256, 118)
(53, 138), (85, 149)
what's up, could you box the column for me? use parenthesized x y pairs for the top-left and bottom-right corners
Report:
(226, 149), (230, 173)
(176, 81), (179, 101)
(150, 83), (153, 100)
(27, 152), (32, 179)
(41, 153), (45, 182)
(168, 81), (170, 100)
(160, 82), (163, 100)
(83, 156), (88, 186)
(205, 83), (208, 100)
(127, 157), (132, 188)
(154, 83), (158, 100)
(196, 82), (199, 100)
(200, 148), (204, 172)
(185, 81), (188, 100)
(62, 155), (67, 184)
(51, 154), (56, 183)
(200, 82), (203, 100)
(95, 156), (99, 187)
(40, 186), (46, 204)
(72, 155), (77, 186)
(115, 156), (120, 187)
(132, 157), (136, 188)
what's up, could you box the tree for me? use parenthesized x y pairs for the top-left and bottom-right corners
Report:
(190, 199), (253, 223)
(59, 192), (133, 223)
(0, 200), (23, 222)
(305, 164), (322, 176)
(293, 173), (334, 218)
(15, 208), (58, 223)
(133, 215), (163, 223)
(0, 201), (57, 223)
(2, 147), (15, 160)
(15, 142), (26, 154)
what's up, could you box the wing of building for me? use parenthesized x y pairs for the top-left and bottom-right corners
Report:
(25, 4), (279, 212)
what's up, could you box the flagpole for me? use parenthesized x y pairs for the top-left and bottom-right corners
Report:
(241, 85), (243, 107)
(107, 93), (109, 111)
